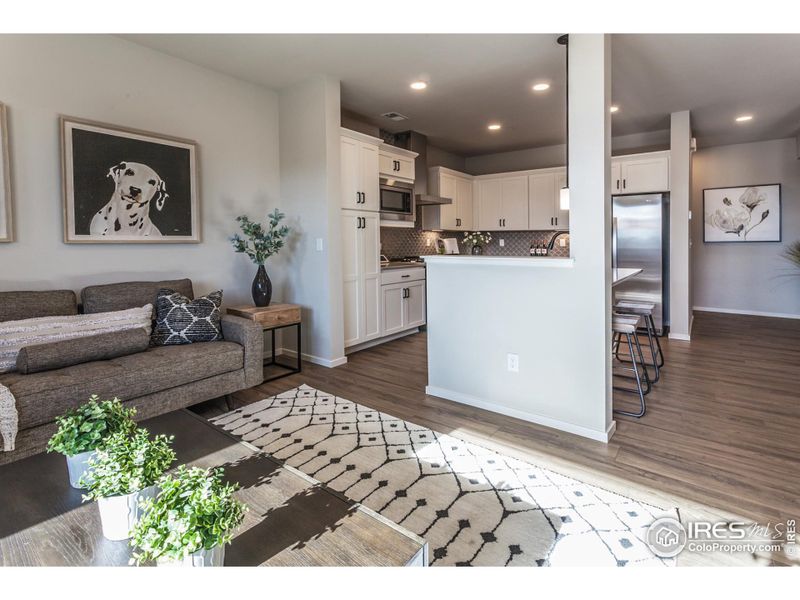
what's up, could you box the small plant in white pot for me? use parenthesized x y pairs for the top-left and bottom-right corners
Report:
(81, 428), (175, 541)
(47, 395), (137, 489)
(131, 466), (246, 567)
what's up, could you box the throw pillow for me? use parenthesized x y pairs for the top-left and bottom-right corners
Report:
(150, 289), (223, 346)
(16, 327), (150, 374)
(0, 304), (153, 374)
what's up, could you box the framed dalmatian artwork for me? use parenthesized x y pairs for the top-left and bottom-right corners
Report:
(0, 102), (12, 243)
(61, 116), (200, 243)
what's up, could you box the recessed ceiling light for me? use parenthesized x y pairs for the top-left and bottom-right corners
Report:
(610, 105), (619, 113)
(532, 83), (550, 92)
(487, 123), (502, 131)
(735, 114), (753, 122)
(410, 81), (427, 90)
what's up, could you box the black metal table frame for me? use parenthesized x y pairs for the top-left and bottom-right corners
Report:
(263, 321), (302, 382)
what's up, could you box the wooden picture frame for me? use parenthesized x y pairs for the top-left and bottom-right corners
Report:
(61, 116), (200, 243)
(0, 102), (13, 243)
(703, 184), (781, 243)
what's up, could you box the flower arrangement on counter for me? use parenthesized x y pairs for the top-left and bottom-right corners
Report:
(463, 231), (492, 255)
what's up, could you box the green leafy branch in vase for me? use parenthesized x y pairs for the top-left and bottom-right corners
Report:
(230, 209), (290, 266)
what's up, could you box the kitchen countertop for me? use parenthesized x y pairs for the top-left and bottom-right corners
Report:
(612, 268), (642, 286)
(423, 255), (575, 268)
(381, 262), (427, 271)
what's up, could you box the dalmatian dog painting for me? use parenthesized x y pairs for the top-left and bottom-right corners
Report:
(90, 162), (168, 237)
(62, 117), (199, 243)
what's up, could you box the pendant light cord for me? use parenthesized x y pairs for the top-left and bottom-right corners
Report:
(558, 34), (569, 188)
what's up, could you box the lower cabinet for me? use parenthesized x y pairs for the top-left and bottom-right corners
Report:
(380, 269), (426, 336)
(342, 209), (381, 348)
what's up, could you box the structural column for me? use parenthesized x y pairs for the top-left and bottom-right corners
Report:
(567, 34), (614, 432)
(670, 110), (693, 340)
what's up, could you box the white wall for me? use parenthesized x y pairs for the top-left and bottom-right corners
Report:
(692, 138), (800, 318)
(278, 76), (345, 366)
(0, 35), (281, 306)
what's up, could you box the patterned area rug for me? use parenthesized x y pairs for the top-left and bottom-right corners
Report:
(212, 385), (675, 567)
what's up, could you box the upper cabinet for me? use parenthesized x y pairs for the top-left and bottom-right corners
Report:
(422, 167), (473, 230)
(528, 168), (568, 230)
(475, 175), (528, 230)
(341, 129), (381, 212)
(379, 144), (416, 182)
(611, 151), (670, 194)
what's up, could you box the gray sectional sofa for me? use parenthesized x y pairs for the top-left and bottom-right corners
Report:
(0, 279), (263, 465)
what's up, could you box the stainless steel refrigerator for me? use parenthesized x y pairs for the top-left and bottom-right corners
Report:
(612, 194), (670, 334)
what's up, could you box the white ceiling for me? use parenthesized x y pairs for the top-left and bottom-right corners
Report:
(122, 34), (800, 156)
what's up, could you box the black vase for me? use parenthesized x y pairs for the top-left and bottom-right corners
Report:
(471, 244), (483, 255)
(251, 264), (272, 307)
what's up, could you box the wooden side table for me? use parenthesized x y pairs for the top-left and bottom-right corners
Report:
(227, 304), (302, 382)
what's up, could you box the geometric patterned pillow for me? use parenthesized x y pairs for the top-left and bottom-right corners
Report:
(150, 289), (223, 346)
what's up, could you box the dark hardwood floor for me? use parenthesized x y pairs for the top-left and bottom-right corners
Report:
(195, 310), (800, 566)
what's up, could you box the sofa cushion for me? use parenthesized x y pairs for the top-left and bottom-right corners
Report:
(81, 279), (193, 314)
(0, 290), (78, 322)
(16, 327), (150, 374)
(151, 289), (223, 346)
(0, 341), (243, 429)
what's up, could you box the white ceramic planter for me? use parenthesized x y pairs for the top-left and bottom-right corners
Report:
(66, 450), (97, 489)
(97, 485), (157, 541)
(157, 545), (226, 567)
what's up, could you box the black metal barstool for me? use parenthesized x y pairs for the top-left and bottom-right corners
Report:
(613, 300), (663, 382)
(612, 314), (649, 418)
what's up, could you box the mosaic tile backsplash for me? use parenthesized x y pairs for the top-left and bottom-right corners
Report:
(380, 225), (570, 258)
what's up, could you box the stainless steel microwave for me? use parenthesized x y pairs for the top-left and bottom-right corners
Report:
(379, 178), (414, 223)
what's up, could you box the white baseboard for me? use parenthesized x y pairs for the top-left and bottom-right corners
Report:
(693, 305), (800, 320)
(425, 385), (616, 443)
(275, 348), (347, 368)
(668, 332), (691, 341)
(345, 328), (420, 354)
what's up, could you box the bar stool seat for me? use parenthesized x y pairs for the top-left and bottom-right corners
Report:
(614, 300), (665, 379)
(611, 315), (649, 418)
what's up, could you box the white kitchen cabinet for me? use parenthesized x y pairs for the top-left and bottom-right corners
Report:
(476, 175), (528, 230)
(381, 279), (426, 335)
(342, 209), (381, 348)
(341, 130), (380, 211)
(612, 152), (670, 194)
(379, 145), (416, 182)
(528, 168), (568, 230)
(422, 167), (473, 231)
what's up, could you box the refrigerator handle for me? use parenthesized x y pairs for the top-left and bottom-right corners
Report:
(611, 216), (618, 269)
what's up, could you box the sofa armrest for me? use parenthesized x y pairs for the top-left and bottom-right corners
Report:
(221, 314), (263, 387)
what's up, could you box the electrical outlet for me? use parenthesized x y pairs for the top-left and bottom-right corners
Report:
(559, 238), (566, 247)
(426, 238), (432, 247)
(499, 239), (505, 247)
(507, 353), (519, 373)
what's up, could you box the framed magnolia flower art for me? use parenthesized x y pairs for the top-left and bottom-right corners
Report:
(703, 184), (781, 243)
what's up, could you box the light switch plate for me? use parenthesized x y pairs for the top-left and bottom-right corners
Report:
(507, 353), (519, 373)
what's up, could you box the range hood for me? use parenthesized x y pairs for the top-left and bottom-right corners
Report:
(385, 130), (452, 206)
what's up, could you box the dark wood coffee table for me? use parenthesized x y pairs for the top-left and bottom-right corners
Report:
(0, 410), (427, 566)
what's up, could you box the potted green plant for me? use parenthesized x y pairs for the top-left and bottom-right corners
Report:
(81, 428), (175, 541)
(47, 395), (137, 489)
(131, 466), (246, 567)
(230, 208), (290, 307)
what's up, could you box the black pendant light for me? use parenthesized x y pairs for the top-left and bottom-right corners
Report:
(557, 34), (569, 211)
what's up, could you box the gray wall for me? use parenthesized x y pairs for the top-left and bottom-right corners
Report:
(692, 137), (800, 318)
(427, 144), (467, 172)
(279, 76), (345, 365)
(464, 129), (670, 175)
(0, 35), (281, 307)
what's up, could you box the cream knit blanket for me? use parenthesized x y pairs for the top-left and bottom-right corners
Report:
(0, 383), (17, 451)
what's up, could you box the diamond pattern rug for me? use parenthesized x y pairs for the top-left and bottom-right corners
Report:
(211, 385), (675, 566)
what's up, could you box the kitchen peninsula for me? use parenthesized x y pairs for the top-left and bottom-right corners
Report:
(423, 254), (618, 442)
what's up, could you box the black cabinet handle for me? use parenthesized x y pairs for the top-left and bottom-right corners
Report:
(456, 218), (461, 227)
(362, 192), (366, 203)
(550, 217), (553, 226)
(555, 217), (558, 226)
(616, 179), (620, 190)
(623, 179), (626, 189)
(401, 274), (410, 278)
